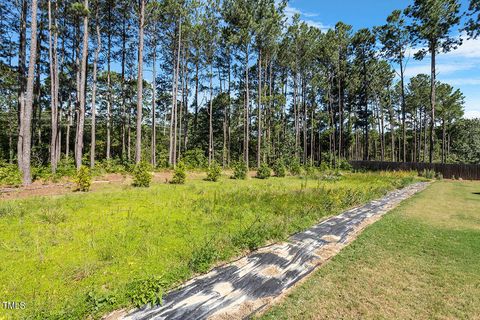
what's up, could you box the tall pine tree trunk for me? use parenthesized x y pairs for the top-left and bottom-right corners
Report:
(257, 51), (261, 168)
(151, 43), (157, 167)
(135, 0), (145, 164)
(75, 0), (89, 169)
(48, 0), (60, 173)
(429, 45), (436, 164)
(90, 8), (101, 168)
(17, 0), (38, 185)
(17, 0), (27, 169)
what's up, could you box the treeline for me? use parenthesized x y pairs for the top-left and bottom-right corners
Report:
(0, 0), (479, 185)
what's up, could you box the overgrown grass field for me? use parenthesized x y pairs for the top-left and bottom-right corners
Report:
(260, 180), (480, 319)
(0, 171), (417, 319)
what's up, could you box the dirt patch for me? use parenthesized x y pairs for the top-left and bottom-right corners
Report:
(321, 235), (341, 243)
(0, 171), (210, 200)
(209, 297), (272, 320)
(259, 265), (283, 278)
(101, 309), (128, 320)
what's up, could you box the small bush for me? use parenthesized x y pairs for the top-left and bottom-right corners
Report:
(86, 291), (117, 313)
(273, 159), (287, 177)
(0, 163), (22, 186)
(232, 224), (268, 251)
(183, 148), (208, 169)
(256, 163), (271, 179)
(338, 159), (353, 171)
(319, 162), (330, 172)
(435, 172), (444, 180)
(126, 276), (166, 307)
(74, 166), (92, 192)
(99, 159), (128, 174)
(232, 160), (248, 180)
(304, 163), (317, 177)
(205, 161), (222, 182)
(420, 169), (436, 179)
(132, 162), (152, 187)
(171, 162), (187, 184)
(188, 242), (219, 273)
(289, 159), (302, 176)
(56, 158), (77, 177)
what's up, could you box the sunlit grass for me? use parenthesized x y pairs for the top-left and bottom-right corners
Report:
(0, 171), (417, 319)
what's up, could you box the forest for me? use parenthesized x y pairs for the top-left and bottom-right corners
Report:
(1, 0), (480, 186)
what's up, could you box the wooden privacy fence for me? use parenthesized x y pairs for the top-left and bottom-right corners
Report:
(350, 161), (480, 180)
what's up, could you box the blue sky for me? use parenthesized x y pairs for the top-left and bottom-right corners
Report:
(288, 0), (480, 119)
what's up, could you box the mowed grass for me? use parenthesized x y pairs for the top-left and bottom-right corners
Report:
(0, 171), (416, 319)
(260, 180), (480, 320)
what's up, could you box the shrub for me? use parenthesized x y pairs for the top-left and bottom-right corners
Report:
(32, 166), (54, 182)
(132, 162), (152, 187)
(273, 159), (287, 177)
(289, 159), (302, 176)
(86, 291), (117, 313)
(420, 169), (436, 179)
(74, 166), (92, 192)
(232, 160), (248, 180)
(319, 161), (330, 172)
(188, 242), (219, 273)
(126, 276), (166, 307)
(0, 163), (22, 186)
(100, 159), (128, 174)
(171, 162), (187, 184)
(205, 161), (222, 182)
(232, 223), (268, 251)
(338, 159), (353, 171)
(56, 158), (77, 177)
(304, 163), (317, 177)
(256, 163), (271, 179)
(183, 148), (207, 169)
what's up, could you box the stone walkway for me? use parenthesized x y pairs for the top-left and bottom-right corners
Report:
(122, 182), (429, 320)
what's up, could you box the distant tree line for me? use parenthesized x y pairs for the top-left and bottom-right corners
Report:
(0, 0), (479, 185)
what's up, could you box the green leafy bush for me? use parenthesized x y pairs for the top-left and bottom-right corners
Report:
(126, 276), (166, 307)
(304, 163), (317, 177)
(132, 162), (152, 187)
(74, 166), (92, 192)
(338, 159), (353, 171)
(171, 162), (187, 184)
(183, 148), (207, 169)
(56, 158), (77, 177)
(435, 172), (444, 180)
(205, 161), (222, 182)
(188, 242), (219, 273)
(420, 169), (436, 179)
(289, 159), (302, 176)
(319, 161), (330, 172)
(99, 159), (128, 174)
(256, 163), (271, 179)
(232, 160), (248, 180)
(0, 162), (22, 186)
(273, 159), (287, 177)
(232, 223), (269, 251)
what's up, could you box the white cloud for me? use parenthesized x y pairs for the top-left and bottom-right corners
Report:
(402, 62), (475, 78)
(444, 78), (480, 86)
(464, 110), (480, 119)
(406, 34), (480, 60)
(283, 4), (332, 32)
(445, 36), (480, 59)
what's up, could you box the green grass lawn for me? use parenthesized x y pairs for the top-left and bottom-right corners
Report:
(260, 180), (480, 320)
(0, 171), (416, 319)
